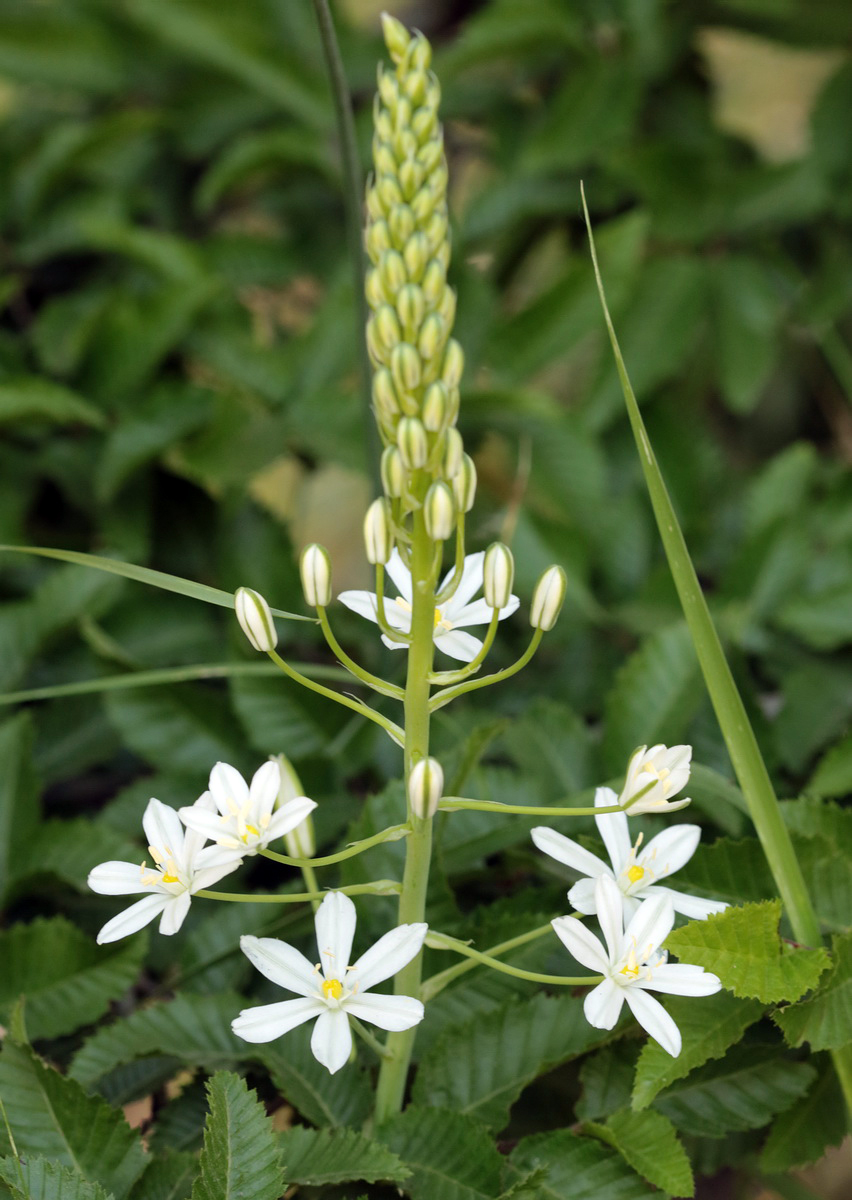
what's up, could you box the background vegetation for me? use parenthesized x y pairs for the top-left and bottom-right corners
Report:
(0, 1), (850, 1198)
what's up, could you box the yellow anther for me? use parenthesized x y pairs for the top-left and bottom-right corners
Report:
(245, 824), (259, 837)
(161, 872), (180, 884)
(322, 978), (344, 1000)
(627, 865), (645, 883)
(620, 962), (641, 979)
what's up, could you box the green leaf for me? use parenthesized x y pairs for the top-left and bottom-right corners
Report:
(0, 713), (39, 903)
(654, 1046), (816, 1136)
(191, 1072), (283, 1200)
(781, 798), (852, 849)
(775, 585), (852, 650)
(0, 918), (145, 1040)
(104, 685), (247, 776)
(808, 735), (852, 798)
(774, 932), (852, 1051)
(69, 994), (247, 1091)
(0, 1036), (148, 1198)
(0, 378), (105, 428)
(0, 1155), (113, 1200)
(760, 1055), (848, 1171)
(502, 700), (594, 797)
(710, 255), (780, 415)
(277, 1127), (409, 1187)
(0, 547), (309, 621)
(664, 901), (830, 1003)
(229, 674), (328, 758)
(602, 623), (701, 772)
(413, 992), (615, 1131)
(576, 1044), (640, 1121)
(128, 1151), (196, 1200)
(258, 1026), (372, 1129)
(632, 992), (765, 1110)
(587, 1108), (693, 1197)
(15, 818), (139, 893)
(509, 1129), (653, 1199)
(495, 1170), (550, 1200)
(376, 1107), (504, 1200)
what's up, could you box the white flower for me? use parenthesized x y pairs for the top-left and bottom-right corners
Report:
(337, 549), (519, 663)
(179, 761), (316, 858)
(618, 743), (692, 814)
(552, 875), (722, 1056)
(88, 796), (240, 943)
(532, 787), (727, 923)
(232, 892), (427, 1074)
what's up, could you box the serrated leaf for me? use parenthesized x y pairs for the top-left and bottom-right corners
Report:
(496, 1169), (550, 1200)
(0, 712), (40, 903)
(259, 1027), (372, 1129)
(576, 1044), (640, 1121)
(413, 992), (614, 1130)
(0, 377), (105, 427)
(588, 1108), (693, 1197)
(0, 918), (145, 1040)
(509, 1129), (653, 1199)
(104, 686), (247, 776)
(664, 901), (830, 1003)
(654, 1046), (816, 1136)
(632, 992), (764, 1109)
(781, 798), (852, 850)
(129, 1151), (196, 1200)
(775, 585), (852, 650)
(278, 1127), (409, 1187)
(229, 674), (328, 758)
(774, 931), (852, 1050)
(376, 1107), (504, 1200)
(760, 1055), (847, 1171)
(808, 735), (852, 799)
(16, 818), (140, 893)
(191, 1072), (283, 1200)
(0, 1155), (113, 1200)
(0, 1036), (148, 1198)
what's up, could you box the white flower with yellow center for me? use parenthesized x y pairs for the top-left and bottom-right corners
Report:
(618, 743), (692, 814)
(87, 796), (240, 943)
(337, 549), (519, 663)
(179, 761), (316, 858)
(552, 875), (722, 1056)
(532, 787), (727, 922)
(232, 891), (427, 1074)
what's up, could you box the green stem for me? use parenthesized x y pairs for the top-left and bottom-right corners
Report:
(429, 629), (543, 711)
(433, 516), (466, 604)
(267, 648), (404, 745)
(582, 183), (852, 1121)
(421, 922), (554, 1001)
(260, 823), (410, 868)
(299, 861), (320, 913)
(317, 606), (404, 699)
(425, 931), (599, 988)
(438, 798), (625, 817)
(375, 565), (412, 645)
(428, 608), (500, 684)
(374, 509), (437, 1124)
(350, 1017), (391, 1060)
(197, 880), (401, 902)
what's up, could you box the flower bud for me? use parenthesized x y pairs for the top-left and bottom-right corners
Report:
(424, 481), (455, 541)
(483, 543), (515, 609)
(411, 184), (438, 224)
(441, 427), (464, 479)
(418, 312), (445, 361)
(403, 68), (429, 106)
(393, 96), (413, 134)
(441, 338), (464, 387)
(418, 139), (443, 174)
(374, 105), (393, 144)
(422, 381), (449, 431)
(530, 565), (567, 631)
(437, 286), (456, 329)
(396, 283), (425, 332)
(412, 106), (437, 142)
(389, 203), (415, 245)
(403, 232), (429, 282)
(300, 544), (332, 608)
(381, 12), (410, 63)
(375, 304), (402, 351)
(399, 158), (425, 201)
(372, 367), (399, 422)
(379, 249), (407, 295)
(378, 174), (403, 210)
(373, 140), (396, 177)
(366, 183), (384, 220)
(377, 68), (399, 112)
(618, 744), (692, 815)
(390, 342), (422, 393)
(364, 497), (393, 565)
(365, 219), (391, 261)
(381, 446), (406, 497)
(424, 210), (448, 252)
(397, 416), (428, 469)
(393, 128), (418, 162)
(452, 453), (477, 512)
(410, 35), (432, 72)
(275, 753), (316, 858)
(408, 756), (443, 819)
(234, 587), (277, 652)
(421, 258), (446, 305)
(365, 267), (387, 309)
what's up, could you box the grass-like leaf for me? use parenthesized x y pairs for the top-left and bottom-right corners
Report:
(0, 1155), (114, 1200)
(632, 992), (764, 1110)
(376, 1106), (504, 1200)
(665, 901), (829, 1003)
(278, 1126), (409, 1187)
(191, 1072), (283, 1200)
(0, 712), (39, 904)
(509, 1129), (653, 1199)
(586, 1108), (694, 1198)
(0, 1035), (148, 1198)
(0, 917), (145, 1040)
(774, 931), (852, 1050)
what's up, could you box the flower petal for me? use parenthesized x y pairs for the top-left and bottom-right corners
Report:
(623, 893), (675, 963)
(593, 788), (630, 871)
(158, 891), (191, 936)
(623, 987), (681, 1056)
(266, 796), (318, 843)
(432, 628), (482, 662)
(344, 992), (424, 1032)
(178, 806), (230, 845)
(142, 798), (185, 858)
(346, 922), (427, 993)
(189, 857), (242, 893)
(643, 884), (728, 921)
(232, 997), (324, 1044)
(96, 894), (168, 944)
(583, 979), (625, 1030)
(181, 791), (217, 861)
(88, 861), (146, 896)
(381, 632), (410, 650)
(311, 1008), (352, 1074)
(385, 549), (413, 603)
(315, 892), (357, 983)
(531, 827), (610, 881)
(551, 916), (610, 973)
(640, 963), (722, 997)
(337, 589), (380, 623)
(240, 934), (319, 998)
(450, 595), (519, 627)
(250, 760), (281, 821)
(209, 762), (249, 814)
(566, 877), (597, 915)
(641, 824), (701, 881)
(595, 875), (627, 961)
(442, 551), (484, 609)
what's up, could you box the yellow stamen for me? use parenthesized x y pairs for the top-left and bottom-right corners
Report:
(322, 978), (344, 1000)
(627, 865), (644, 883)
(161, 872), (180, 884)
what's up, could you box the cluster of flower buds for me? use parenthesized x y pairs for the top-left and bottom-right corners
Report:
(365, 14), (475, 545)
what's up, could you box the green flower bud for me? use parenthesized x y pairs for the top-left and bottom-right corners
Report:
(365, 267), (387, 309)
(446, 386), (461, 425)
(403, 232), (429, 282)
(396, 283), (425, 332)
(366, 184), (384, 220)
(441, 338), (464, 387)
(366, 316), (385, 365)
(378, 174), (404, 210)
(364, 497), (394, 564)
(530, 565), (567, 631)
(421, 259), (446, 305)
(399, 157), (425, 201)
(434, 242), (451, 271)
(408, 756), (443, 820)
(375, 303), (402, 351)
(366, 218), (391, 261)
(374, 105), (393, 143)
(372, 367), (400, 423)
(275, 753), (316, 858)
(418, 139), (443, 173)
(393, 95), (413, 133)
(403, 68), (429, 105)
(411, 106), (437, 142)
(379, 249), (406, 294)
(422, 381), (449, 431)
(234, 587), (277, 653)
(411, 185), (438, 224)
(424, 480), (455, 541)
(437, 287), (456, 329)
(381, 445), (406, 497)
(377, 69), (399, 114)
(418, 312), (445, 361)
(452, 452), (477, 512)
(409, 35), (432, 72)
(389, 203), (415, 245)
(300, 544), (332, 609)
(390, 342), (421, 393)
(373, 141), (396, 177)
(393, 128), (418, 161)
(424, 210), (448, 253)
(381, 12), (411, 64)
(441, 427), (464, 479)
(483, 542), (515, 609)
(425, 77), (441, 110)
(397, 416), (428, 469)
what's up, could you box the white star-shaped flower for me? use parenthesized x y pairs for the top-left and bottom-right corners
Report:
(232, 891), (427, 1074)
(532, 787), (727, 922)
(179, 761), (316, 858)
(618, 743), (692, 814)
(552, 875), (722, 1056)
(88, 796), (240, 943)
(337, 549), (519, 663)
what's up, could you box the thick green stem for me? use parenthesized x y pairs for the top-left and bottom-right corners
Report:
(374, 510), (437, 1123)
